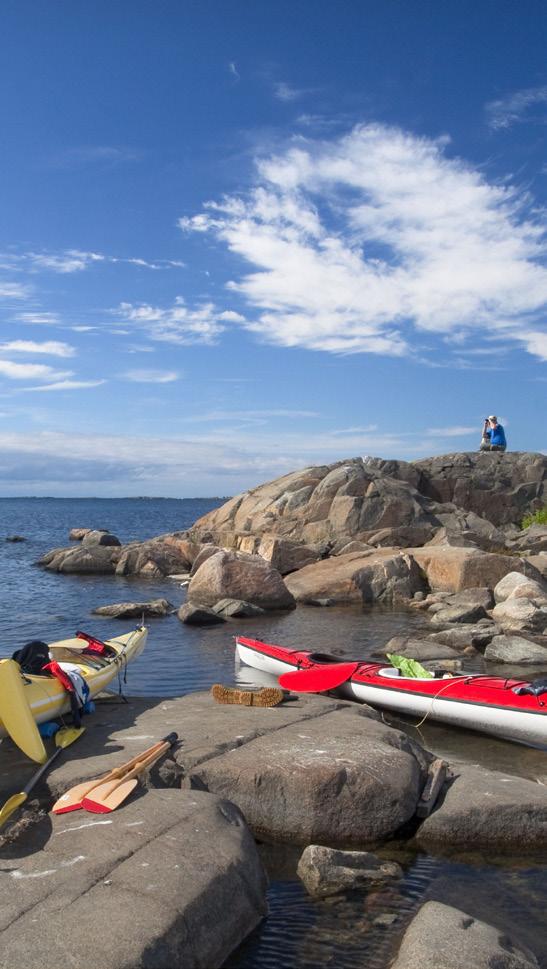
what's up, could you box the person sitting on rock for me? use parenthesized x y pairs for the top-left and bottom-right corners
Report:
(480, 415), (506, 452)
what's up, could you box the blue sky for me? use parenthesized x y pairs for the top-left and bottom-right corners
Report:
(0, 0), (545, 496)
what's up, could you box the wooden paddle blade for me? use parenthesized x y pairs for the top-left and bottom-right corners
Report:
(82, 778), (138, 814)
(279, 662), (360, 692)
(52, 734), (178, 815)
(52, 777), (109, 814)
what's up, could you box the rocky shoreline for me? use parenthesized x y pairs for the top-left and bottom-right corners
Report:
(2, 450), (547, 968)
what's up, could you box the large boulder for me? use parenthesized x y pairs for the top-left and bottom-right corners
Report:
(82, 529), (121, 547)
(188, 458), (438, 548)
(493, 571), (547, 604)
(485, 634), (547, 664)
(390, 900), (538, 969)
(491, 599), (547, 634)
(256, 535), (323, 574)
(43, 545), (117, 574)
(508, 523), (547, 555)
(115, 538), (197, 577)
(187, 550), (296, 611)
(0, 790), (268, 969)
(285, 549), (427, 604)
(93, 598), (175, 618)
(411, 451), (547, 526)
(410, 546), (542, 593)
(186, 709), (431, 846)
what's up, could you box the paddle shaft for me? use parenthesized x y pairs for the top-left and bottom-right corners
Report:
(0, 729), (84, 829)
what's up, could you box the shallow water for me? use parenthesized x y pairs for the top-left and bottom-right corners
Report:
(0, 498), (546, 968)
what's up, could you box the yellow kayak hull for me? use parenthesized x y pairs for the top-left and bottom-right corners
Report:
(0, 627), (147, 760)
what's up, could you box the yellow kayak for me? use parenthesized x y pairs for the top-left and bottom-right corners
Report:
(0, 627), (147, 762)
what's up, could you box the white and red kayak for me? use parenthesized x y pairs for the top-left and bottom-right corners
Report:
(235, 635), (547, 746)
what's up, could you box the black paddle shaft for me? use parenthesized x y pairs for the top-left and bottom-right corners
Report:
(24, 746), (63, 795)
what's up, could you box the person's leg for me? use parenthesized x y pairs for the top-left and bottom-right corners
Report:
(479, 442), (491, 451)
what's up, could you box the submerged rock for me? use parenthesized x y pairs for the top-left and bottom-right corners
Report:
(93, 598), (175, 618)
(178, 602), (226, 625)
(296, 844), (402, 898)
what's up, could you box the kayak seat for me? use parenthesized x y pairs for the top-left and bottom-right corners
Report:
(308, 652), (349, 664)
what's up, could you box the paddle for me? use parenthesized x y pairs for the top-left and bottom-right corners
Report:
(0, 725), (85, 830)
(0, 659), (48, 764)
(82, 734), (178, 814)
(51, 732), (178, 814)
(278, 662), (360, 692)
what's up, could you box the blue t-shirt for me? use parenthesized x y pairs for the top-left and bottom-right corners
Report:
(487, 423), (506, 447)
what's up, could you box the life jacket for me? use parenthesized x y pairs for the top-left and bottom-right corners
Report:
(11, 640), (50, 675)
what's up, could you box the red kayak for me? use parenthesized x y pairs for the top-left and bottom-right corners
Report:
(235, 635), (547, 746)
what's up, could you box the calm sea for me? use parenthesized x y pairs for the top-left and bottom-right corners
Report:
(0, 497), (546, 968)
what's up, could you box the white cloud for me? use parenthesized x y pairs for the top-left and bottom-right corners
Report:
(486, 85), (547, 129)
(122, 369), (179, 383)
(0, 340), (75, 357)
(23, 379), (106, 392)
(228, 62), (240, 81)
(180, 123), (547, 361)
(0, 360), (72, 381)
(117, 297), (236, 345)
(520, 330), (547, 361)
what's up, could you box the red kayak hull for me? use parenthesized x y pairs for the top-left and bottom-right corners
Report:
(235, 635), (547, 746)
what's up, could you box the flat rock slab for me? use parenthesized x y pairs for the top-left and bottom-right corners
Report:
(0, 789), (267, 969)
(0, 693), (360, 807)
(186, 709), (431, 846)
(417, 764), (547, 853)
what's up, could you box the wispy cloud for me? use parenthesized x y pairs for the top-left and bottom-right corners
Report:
(48, 145), (142, 168)
(228, 62), (240, 81)
(16, 311), (62, 325)
(425, 425), (477, 437)
(0, 281), (30, 299)
(28, 250), (105, 273)
(486, 85), (547, 129)
(180, 123), (547, 362)
(117, 298), (244, 345)
(23, 379), (106, 392)
(274, 81), (307, 102)
(0, 340), (76, 357)
(122, 369), (179, 383)
(7, 249), (185, 275)
(186, 408), (319, 423)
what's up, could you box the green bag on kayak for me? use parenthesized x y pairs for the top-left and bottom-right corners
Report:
(386, 654), (433, 679)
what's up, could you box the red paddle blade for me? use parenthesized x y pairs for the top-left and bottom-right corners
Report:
(279, 662), (359, 692)
(82, 778), (138, 814)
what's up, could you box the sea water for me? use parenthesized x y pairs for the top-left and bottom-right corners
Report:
(0, 498), (546, 968)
